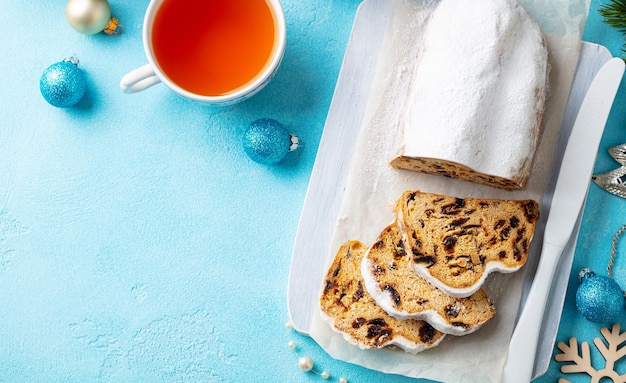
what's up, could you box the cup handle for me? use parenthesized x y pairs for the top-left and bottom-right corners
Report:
(120, 64), (161, 93)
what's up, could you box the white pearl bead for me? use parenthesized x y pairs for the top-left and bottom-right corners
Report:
(297, 356), (313, 372)
(285, 320), (294, 330)
(66, 0), (111, 34)
(287, 340), (296, 349)
(339, 378), (348, 383)
(321, 371), (330, 379)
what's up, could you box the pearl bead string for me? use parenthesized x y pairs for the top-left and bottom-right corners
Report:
(285, 320), (349, 383)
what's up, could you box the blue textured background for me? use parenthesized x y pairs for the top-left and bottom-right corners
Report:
(0, 0), (624, 382)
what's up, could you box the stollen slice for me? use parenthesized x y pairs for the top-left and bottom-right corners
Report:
(396, 190), (540, 298)
(362, 223), (496, 335)
(320, 240), (445, 353)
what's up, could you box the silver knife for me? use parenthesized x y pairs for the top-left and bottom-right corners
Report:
(502, 57), (624, 383)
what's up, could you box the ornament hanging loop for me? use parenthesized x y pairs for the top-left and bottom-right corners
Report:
(64, 55), (80, 66)
(608, 224), (626, 298)
(289, 134), (303, 152)
(103, 16), (122, 35)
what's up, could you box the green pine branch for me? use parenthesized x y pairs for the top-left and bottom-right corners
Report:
(599, 0), (626, 55)
(600, 0), (626, 31)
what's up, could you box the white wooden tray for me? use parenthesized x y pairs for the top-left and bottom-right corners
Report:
(288, 0), (611, 378)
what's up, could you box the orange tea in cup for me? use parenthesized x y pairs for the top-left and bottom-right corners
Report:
(151, 0), (278, 97)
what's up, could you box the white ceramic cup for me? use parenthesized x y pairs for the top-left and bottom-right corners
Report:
(120, 0), (286, 105)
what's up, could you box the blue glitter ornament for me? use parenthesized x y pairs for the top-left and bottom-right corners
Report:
(40, 57), (87, 108)
(243, 118), (302, 165)
(576, 268), (624, 323)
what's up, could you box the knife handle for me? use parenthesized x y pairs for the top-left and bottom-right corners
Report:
(502, 241), (563, 383)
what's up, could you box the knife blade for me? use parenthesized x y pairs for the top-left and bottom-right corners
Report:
(502, 57), (624, 383)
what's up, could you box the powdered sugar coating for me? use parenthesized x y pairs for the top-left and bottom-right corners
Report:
(392, 0), (548, 189)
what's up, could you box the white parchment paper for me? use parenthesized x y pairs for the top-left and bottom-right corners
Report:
(309, 0), (589, 381)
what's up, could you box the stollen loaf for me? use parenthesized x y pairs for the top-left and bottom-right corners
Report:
(390, 0), (548, 189)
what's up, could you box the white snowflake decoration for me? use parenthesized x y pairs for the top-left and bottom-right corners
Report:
(555, 323), (626, 382)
